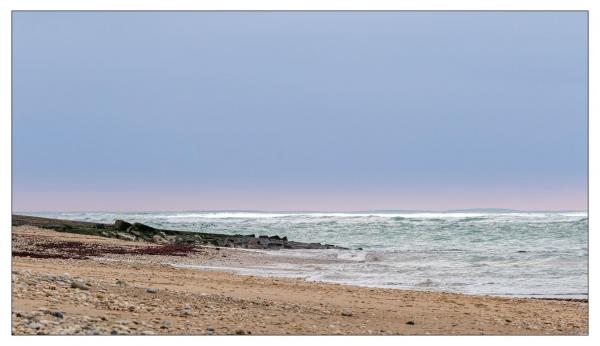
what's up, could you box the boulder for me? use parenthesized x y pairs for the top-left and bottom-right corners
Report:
(129, 222), (156, 234)
(113, 220), (132, 231)
(269, 239), (284, 245)
(152, 235), (168, 244)
(129, 229), (143, 237)
(116, 232), (136, 241)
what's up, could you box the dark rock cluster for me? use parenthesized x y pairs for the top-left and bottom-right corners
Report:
(12, 214), (346, 250)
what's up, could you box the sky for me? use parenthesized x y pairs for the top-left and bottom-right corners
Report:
(12, 11), (588, 212)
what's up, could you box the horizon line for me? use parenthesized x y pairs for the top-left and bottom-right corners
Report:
(12, 208), (588, 214)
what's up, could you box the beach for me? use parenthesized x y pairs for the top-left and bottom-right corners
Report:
(11, 225), (588, 335)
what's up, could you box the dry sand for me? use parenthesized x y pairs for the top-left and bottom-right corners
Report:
(11, 226), (588, 335)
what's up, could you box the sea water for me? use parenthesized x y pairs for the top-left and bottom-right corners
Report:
(23, 211), (588, 298)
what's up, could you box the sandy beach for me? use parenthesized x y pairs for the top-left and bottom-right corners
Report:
(11, 225), (588, 335)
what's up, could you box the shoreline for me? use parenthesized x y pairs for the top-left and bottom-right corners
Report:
(11, 225), (588, 335)
(177, 263), (589, 302)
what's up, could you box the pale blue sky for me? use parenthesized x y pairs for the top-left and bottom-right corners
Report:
(12, 12), (587, 211)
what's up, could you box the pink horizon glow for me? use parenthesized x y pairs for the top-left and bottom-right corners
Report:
(12, 185), (588, 212)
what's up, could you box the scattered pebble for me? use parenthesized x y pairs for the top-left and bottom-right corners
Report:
(28, 322), (43, 330)
(70, 281), (89, 290)
(341, 309), (353, 317)
(47, 311), (64, 319)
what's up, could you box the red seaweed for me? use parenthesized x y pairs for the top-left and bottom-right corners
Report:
(12, 240), (200, 260)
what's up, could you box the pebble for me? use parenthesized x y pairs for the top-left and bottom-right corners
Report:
(146, 288), (157, 294)
(47, 311), (64, 319)
(28, 322), (43, 330)
(341, 309), (353, 317)
(70, 281), (89, 290)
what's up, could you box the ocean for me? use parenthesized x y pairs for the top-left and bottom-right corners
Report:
(22, 211), (588, 299)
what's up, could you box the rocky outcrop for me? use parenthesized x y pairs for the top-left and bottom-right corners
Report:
(114, 220), (132, 231)
(12, 214), (346, 250)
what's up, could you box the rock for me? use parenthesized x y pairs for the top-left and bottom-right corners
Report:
(129, 229), (143, 238)
(146, 288), (157, 294)
(341, 309), (353, 317)
(116, 279), (127, 287)
(70, 281), (89, 290)
(28, 322), (43, 329)
(160, 320), (172, 329)
(129, 223), (157, 235)
(152, 235), (168, 244)
(114, 220), (132, 231)
(48, 311), (64, 319)
(141, 330), (156, 335)
(235, 329), (246, 335)
(116, 232), (136, 241)
(406, 321), (415, 325)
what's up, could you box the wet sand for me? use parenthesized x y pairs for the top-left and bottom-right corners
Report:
(11, 226), (588, 335)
